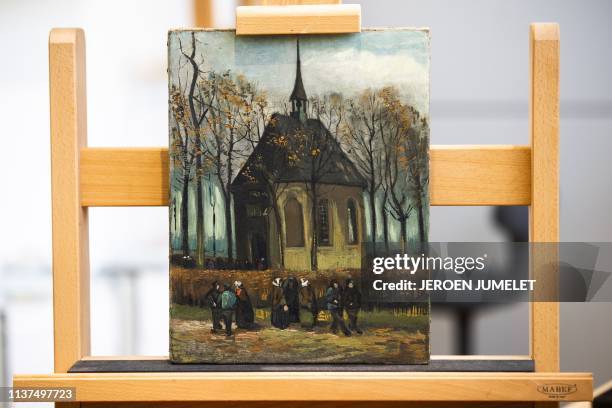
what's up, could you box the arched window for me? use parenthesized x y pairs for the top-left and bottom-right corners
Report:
(347, 199), (358, 244)
(317, 199), (331, 246)
(284, 198), (304, 247)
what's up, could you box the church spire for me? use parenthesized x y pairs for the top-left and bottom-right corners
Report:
(290, 37), (307, 121)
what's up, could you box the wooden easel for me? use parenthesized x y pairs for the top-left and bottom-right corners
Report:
(13, 0), (594, 406)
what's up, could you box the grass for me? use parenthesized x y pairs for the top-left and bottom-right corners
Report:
(171, 304), (212, 321)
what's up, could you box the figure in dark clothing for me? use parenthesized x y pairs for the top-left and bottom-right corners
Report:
(270, 278), (290, 329)
(343, 278), (363, 334)
(234, 280), (255, 329)
(204, 281), (223, 333)
(299, 278), (318, 329)
(283, 276), (300, 323)
(325, 280), (351, 336)
(220, 283), (237, 337)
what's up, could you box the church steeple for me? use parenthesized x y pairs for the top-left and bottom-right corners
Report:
(290, 38), (307, 121)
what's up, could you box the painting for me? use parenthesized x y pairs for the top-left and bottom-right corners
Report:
(168, 29), (430, 364)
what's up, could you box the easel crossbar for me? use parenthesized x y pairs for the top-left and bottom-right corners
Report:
(79, 145), (531, 207)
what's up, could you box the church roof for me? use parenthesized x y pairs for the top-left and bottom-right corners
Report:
(232, 39), (365, 191)
(232, 113), (367, 189)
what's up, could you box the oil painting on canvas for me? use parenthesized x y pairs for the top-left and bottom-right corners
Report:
(169, 29), (430, 364)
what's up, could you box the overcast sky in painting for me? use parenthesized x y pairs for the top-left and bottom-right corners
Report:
(168, 29), (430, 116)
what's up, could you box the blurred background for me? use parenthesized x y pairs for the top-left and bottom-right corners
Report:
(0, 0), (611, 405)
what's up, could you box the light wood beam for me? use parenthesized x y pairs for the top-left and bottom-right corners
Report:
(79, 145), (531, 207)
(14, 372), (593, 402)
(236, 4), (360, 35)
(528, 23), (560, 376)
(49, 28), (91, 375)
(193, 0), (214, 27)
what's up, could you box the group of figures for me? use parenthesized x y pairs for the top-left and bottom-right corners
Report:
(271, 277), (363, 337)
(204, 281), (255, 337)
(203, 277), (363, 337)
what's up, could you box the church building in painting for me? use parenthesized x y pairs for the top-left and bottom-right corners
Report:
(231, 41), (367, 271)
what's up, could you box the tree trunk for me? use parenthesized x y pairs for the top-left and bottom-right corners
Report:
(180, 174), (190, 257)
(211, 207), (217, 257)
(272, 202), (285, 269)
(381, 196), (390, 255)
(224, 185), (233, 263)
(225, 134), (235, 264)
(415, 175), (426, 244)
(186, 33), (205, 267)
(417, 197), (425, 242)
(195, 176), (205, 266)
(310, 181), (318, 271)
(400, 218), (407, 254)
(368, 185), (377, 256)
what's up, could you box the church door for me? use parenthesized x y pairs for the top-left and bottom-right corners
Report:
(250, 233), (268, 269)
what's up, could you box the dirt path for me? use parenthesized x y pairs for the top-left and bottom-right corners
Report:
(170, 317), (428, 364)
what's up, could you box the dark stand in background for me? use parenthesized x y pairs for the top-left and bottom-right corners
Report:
(441, 206), (528, 355)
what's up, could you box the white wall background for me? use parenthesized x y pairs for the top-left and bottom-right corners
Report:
(0, 1), (611, 404)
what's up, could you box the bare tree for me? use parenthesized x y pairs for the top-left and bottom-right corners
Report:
(379, 87), (415, 251)
(278, 120), (336, 271)
(377, 153), (391, 254)
(405, 116), (429, 244)
(310, 93), (345, 137)
(169, 87), (196, 258)
(240, 116), (301, 268)
(177, 33), (209, 266)
(341, 89), (384, 254)
(200, 71), (261, 262)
